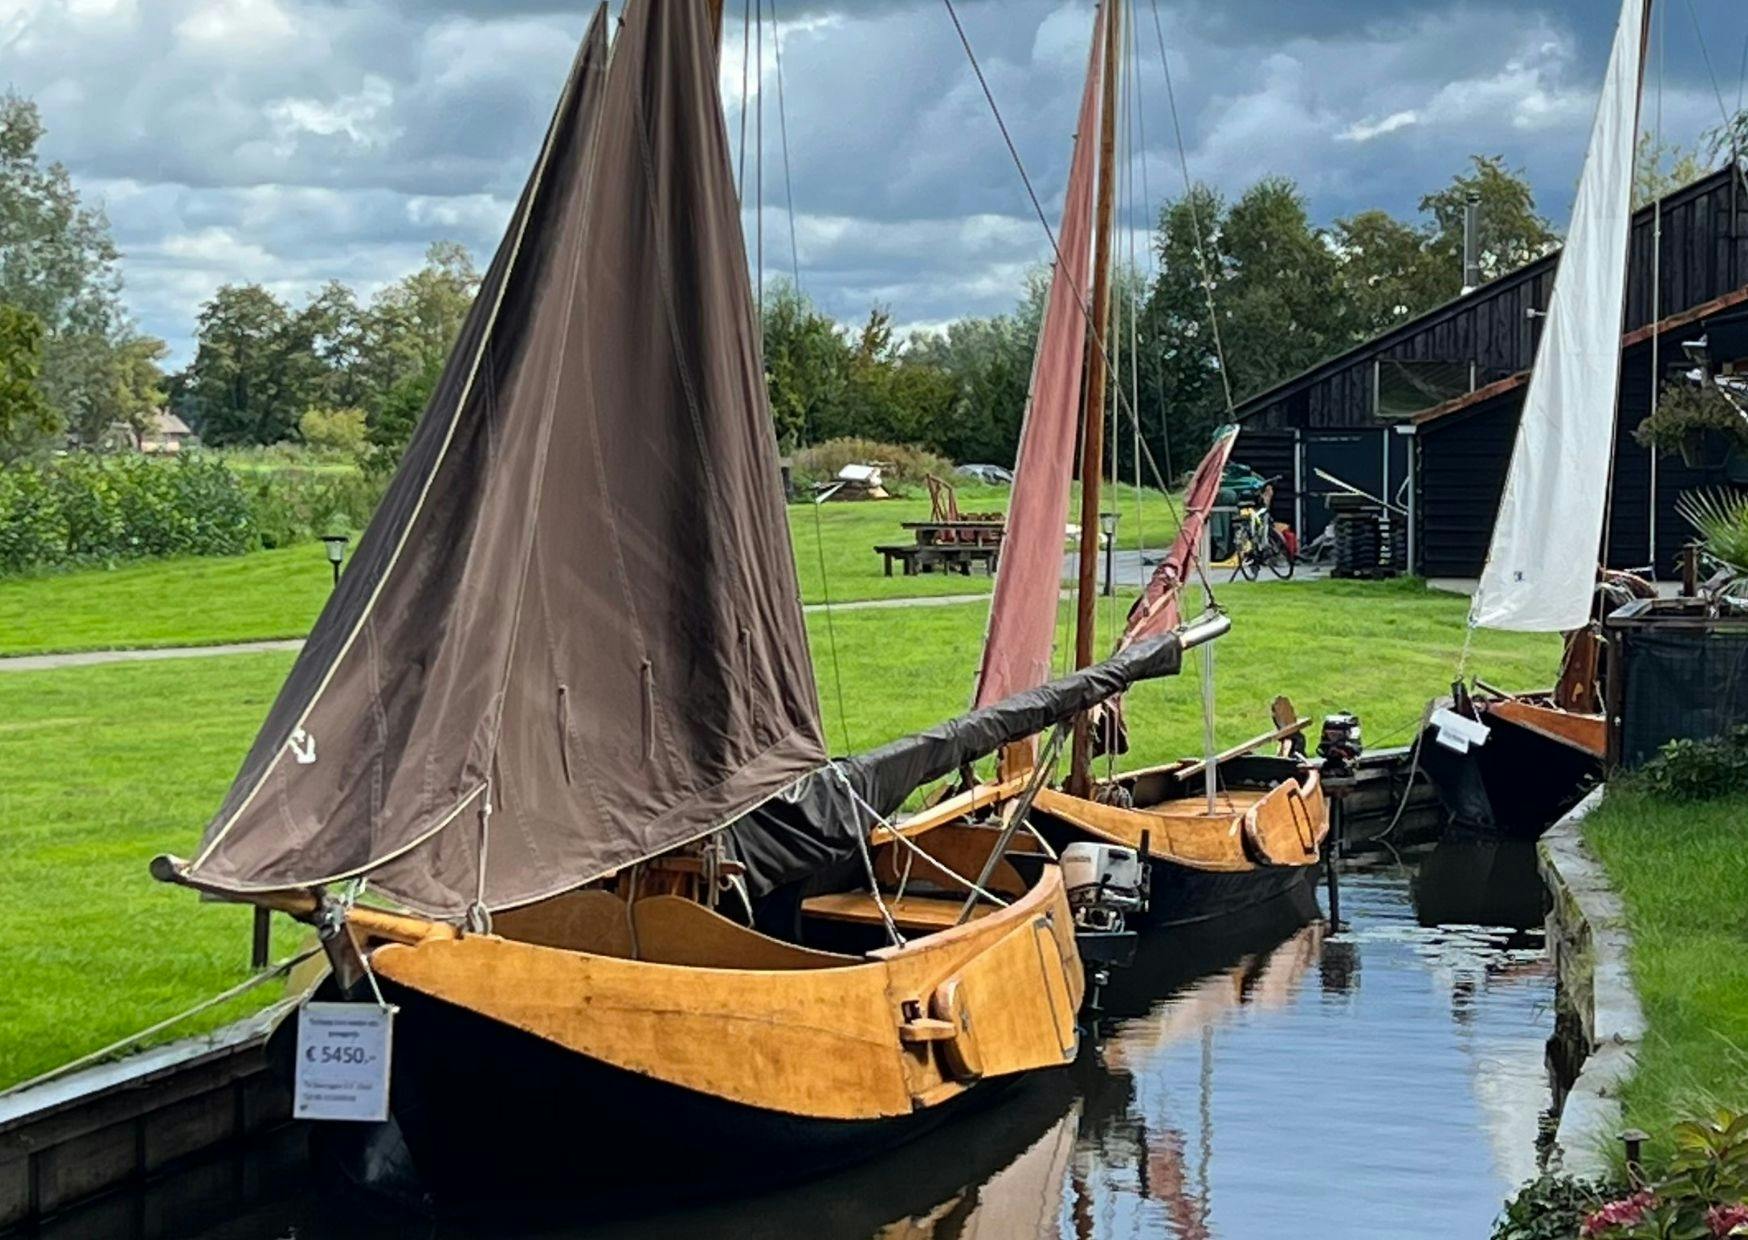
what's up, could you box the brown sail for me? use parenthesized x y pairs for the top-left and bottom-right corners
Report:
(182, 0), (826, 919)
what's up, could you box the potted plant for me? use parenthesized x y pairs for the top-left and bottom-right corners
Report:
(1635, 380), (1748, 470)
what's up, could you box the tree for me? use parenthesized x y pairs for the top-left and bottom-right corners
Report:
(1139, 185), (1230, 480)
(1634, 131), (1708, 208)
(0, 93), (163, 453)
(1418, 155), (1558, 288)
(761, 282), (848, 451)
(1332, 209), (1448, 336)
(0, 305), (56, 461)
(181, 284), (309, 446)
(902, 277), (1040, 468)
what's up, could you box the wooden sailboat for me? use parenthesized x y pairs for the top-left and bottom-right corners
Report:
(1421, 0), (1652, 838)
(960, 0), (1328, 926)
(150, 0), (1221, 1203)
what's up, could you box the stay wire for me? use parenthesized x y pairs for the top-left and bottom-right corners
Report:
(736, 0), (752, 199)
(769, 0), (804, 291)
(939, 0), (1219, 611)
(812, 496), (853, 754)
(1149, 0), (1234, 417)
(1686, 0), (1738, 132)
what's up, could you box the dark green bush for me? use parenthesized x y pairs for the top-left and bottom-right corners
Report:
(1627, 726), (1748, 802)
(1493, 1173), (1614, 1240)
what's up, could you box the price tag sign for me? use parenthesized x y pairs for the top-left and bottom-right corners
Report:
(294, 1002), (395, 1122)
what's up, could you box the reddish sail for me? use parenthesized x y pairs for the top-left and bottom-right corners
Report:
(1121, 424), (1239, 646)
(972, 2), (1106, 709)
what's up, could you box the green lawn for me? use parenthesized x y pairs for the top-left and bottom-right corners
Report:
(1583, 788), (1748, 1162)
(0, 481), (1177, 657)
(0, 577), (1554, 1088)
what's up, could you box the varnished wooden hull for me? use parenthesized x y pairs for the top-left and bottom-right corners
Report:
(336, 977), (1007, 1205)
(1032, 755), (1330, 928)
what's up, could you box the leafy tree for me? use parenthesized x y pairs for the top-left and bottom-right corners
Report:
(298, 406), (368, 456)
(902, 278), (1040, 468)
(1139, 185), (1230, 480)
(761, 281), (848, 451)
(1634, 131), (1708, 208)
(1332, 209), (1448, 336)
(181, 284), (308, 446)
(1419, 154), (1558, 287)
(0, 92), (164, 455)
(0, 305), (57, 462)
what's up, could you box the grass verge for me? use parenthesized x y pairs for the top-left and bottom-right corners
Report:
(0, 482), (1177, 657)
(1582, 787), (1748, 1161)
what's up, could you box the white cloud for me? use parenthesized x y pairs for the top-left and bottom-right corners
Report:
(175, 0), (295, 49)
(266, 75), (400, 156)
(1340, 110), (1421, 142)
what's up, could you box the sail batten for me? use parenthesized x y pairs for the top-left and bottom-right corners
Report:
(971, 3), (1106, 709)
(1469, 0), (1647, 633)
(184, 0), (827, 919)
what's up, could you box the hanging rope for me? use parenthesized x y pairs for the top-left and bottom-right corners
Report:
(811, 495), (853, 753)
(769, 0), (804, 290)
(939, 0), (1222, 612)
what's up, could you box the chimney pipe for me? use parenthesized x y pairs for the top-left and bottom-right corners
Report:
(1462, 192), (1483, 294)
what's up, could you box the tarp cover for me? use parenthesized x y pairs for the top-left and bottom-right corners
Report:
(184, 0), (827, 918)
(1469, 0), (1645, 633)
(972, 2), (1105, 708)
(729, 632), (1183, 896)
(1120, 425), (1238, 646)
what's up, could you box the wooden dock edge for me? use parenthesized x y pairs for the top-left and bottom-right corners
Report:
(0, 1000), (298, 1232)
(1537, 786), (1647, 1181)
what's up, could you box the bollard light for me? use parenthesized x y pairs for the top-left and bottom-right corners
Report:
(322, 534), (350, 590)
(1099, 511), (1120, 596)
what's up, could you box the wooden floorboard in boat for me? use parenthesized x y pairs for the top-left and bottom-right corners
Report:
(802, 891), (996, 933)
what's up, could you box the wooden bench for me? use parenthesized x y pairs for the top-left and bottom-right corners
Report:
(874, 543), (999, 577)
(802, 891), (996, 934)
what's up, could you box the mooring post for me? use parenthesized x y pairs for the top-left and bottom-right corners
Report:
(251, 906), (271, 970)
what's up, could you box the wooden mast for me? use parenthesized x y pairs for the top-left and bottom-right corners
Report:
(1068, 0), (1123, 797)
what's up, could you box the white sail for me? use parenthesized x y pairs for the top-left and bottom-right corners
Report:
(1469, 0), (1646, 633)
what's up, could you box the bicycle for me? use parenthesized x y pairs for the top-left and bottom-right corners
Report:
(1230, 478), (1295, 581)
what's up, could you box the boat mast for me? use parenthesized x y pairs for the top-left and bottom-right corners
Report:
(1068, 0), (1123, 797)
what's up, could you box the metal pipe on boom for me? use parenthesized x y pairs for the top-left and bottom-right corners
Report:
(1068, 0), (1123, 797)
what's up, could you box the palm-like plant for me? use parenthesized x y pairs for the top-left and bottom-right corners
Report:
(1677, 487), (1748, 581)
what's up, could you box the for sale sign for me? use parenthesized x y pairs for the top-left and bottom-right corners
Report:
(293, 1002), (395, 1122)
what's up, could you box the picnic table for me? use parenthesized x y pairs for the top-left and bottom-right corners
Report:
(875, 520), (1006, 576)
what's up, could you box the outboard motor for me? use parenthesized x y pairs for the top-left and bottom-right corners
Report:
(1318, 712), (1364, 777)
(1062, 842), (1145, 1021)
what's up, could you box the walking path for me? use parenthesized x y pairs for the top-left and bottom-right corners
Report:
(0, 592), (1027, 673)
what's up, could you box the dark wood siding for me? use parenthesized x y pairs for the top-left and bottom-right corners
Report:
(1237, 165), (1748, 433)
(1418, 394), (1517, 579)
(1232, 428), (1297, 529)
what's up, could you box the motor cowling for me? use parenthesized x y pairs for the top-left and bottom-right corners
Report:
(1061, 842), (1146, 934)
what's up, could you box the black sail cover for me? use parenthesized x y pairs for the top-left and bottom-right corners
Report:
(727, 631), (1183, 896)
(183, 1), (829, 918)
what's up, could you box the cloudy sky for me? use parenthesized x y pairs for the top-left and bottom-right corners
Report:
(4, 0), (1747, 364)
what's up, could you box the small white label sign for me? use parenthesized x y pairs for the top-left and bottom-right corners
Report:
(294, 1002), (395, 1122)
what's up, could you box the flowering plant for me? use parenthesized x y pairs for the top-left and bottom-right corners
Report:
(1582, 1113), (1748, 1239)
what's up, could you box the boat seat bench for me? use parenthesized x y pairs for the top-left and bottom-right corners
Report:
(801, 891), (996, 934)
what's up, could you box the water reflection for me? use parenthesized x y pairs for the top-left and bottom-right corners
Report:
(79, 853), (1553, 1240)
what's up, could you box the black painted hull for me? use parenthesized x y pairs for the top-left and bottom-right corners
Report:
(1142, 856), (1322, 929)
(310, 978), (1006, 1212)
(1417, 711), (1600, 841)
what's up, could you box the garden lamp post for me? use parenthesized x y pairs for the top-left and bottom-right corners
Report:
(321, 534), (350, 590)
(1099, 511), (1119, 596)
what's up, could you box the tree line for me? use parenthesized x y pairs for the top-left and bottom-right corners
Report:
(0, 81), (1738, 487)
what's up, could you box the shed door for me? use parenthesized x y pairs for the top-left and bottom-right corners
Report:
(1302, 431), (1396, 542)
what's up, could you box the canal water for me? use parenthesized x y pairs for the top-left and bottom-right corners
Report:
(54, 840), (1555, 1240)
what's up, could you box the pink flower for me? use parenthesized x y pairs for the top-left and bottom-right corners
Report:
(1581, 1191), (1657, 1237)
(1709, 1203), (1748, 1237)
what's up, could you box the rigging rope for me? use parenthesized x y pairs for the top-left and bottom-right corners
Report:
(769, 0), (804, 290)
(938, 0), (1221, 614)
(736, 0), (752, 199)
(811, 495), (854, 753)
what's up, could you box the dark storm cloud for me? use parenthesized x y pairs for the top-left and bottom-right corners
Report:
(3, 0), (1745, 363)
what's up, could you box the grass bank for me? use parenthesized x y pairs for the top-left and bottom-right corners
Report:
(1582, 788), (1748, 1161)
(0, 579), (1554, 1088)
(0, 481), (1176, 657)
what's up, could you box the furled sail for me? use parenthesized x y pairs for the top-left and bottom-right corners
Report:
(182, 0), (827, 919)
(971, 2), (1106, 708)
(1469, 0), (1647, 632)
(729, 630), (1186, 895)
(1120, 425), (1239, 646)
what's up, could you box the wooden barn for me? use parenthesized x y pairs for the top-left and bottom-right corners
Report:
(1232, 163), (1748, 579)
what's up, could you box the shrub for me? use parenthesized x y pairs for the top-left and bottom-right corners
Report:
(1494, 1174), (1615, 1240)
(790, 437), (955, 491)
(242, 469), (383, 550)
(0, 466), (69, 574)
(1579, 1111), (1748, 1238)
(297, 406), (369, 456)
(1634, 381), (1748, 457)
(1626, 726), (1748, 802)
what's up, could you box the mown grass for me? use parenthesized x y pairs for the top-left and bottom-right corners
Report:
(0, 577), (1555, 1088)
(0, 481), (1177, 657)
(1583, 788), (1748, 1162)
